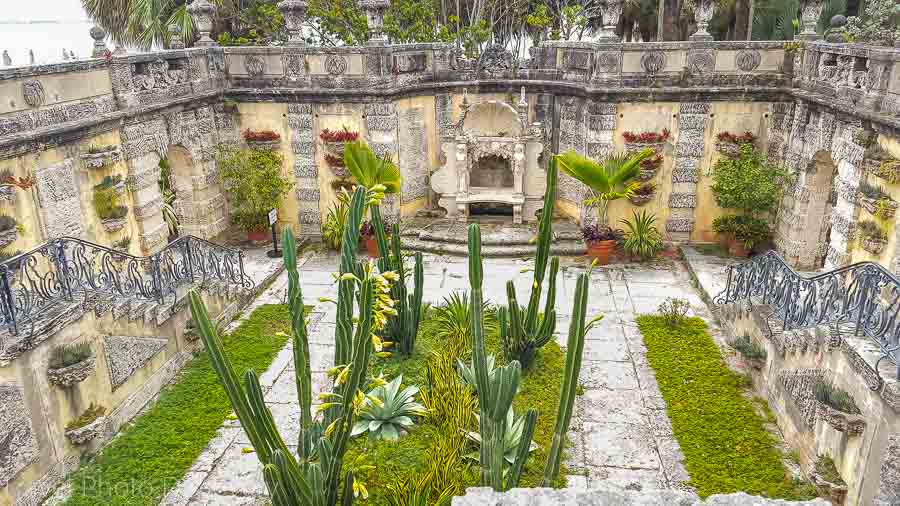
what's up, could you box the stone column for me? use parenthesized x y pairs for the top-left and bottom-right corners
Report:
(278, 0), (308, 46)
(598, 0), (623, 42)
(667, 103), (709, 242)
(360, 0), (390, 46)
(188, 0), (218, 47)
(90, 26), (108, 58)
(690, 0), (715, 41)
(799, 0), (824, 40)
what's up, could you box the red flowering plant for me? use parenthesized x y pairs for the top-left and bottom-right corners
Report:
(359, 219), (392, 238)
(716, 132), (757, 145)
(324, 153), (345, 168)
(242, 129), (281, 142)
(581, 224), (623, 242)
(623, 129), (671, 145)
(319, 127), (360, 143)
(640, 154), (664, 169)
(632, 182), (656, 196)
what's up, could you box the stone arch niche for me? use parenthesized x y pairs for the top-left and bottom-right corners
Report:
(777, 150), (837, 269)
(431, 91), (545, 224)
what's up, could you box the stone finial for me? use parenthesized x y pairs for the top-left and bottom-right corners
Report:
(799, 0), (825, 40)
(1, 50), (10, 67)
(359, 0), (391, 46)
(690, 0), (715, 41)
(278, 0), (308, 46)
(188, 0), (218, 47)
(598, 0), (624, 42)
(29, 50), (34, 65)
(168, 24), (185, 50)
(63, 49), (69, 61)
(824, 14), (848, 43)
(90, 25), (108, 58)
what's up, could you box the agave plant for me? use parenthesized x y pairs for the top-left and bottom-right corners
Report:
(620, 210), (664, 261)
(464, 408), (538, 465)
(456, 354), (499, 392)
(351, 374), (426, 442)
(433, 291), (496, 350)
(555, 149), (654, 228)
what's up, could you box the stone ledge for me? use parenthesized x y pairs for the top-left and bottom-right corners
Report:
(452, 486), (829, 505)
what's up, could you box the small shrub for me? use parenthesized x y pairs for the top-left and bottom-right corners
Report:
(581, 224), (622, 243)
(112, 236), (132, 251)
(241, 129), (280, 142)
(623, 129), (670, 144)
(385, 475), (453, 506)
(94, 175), (123, 190)
(463, 407), (537, 465)
(814, 382), (861, 415)
(351, 374), (427, 442)
(730, 334), (767, 362)
(66, 403), (106, 431)
(858, 180), (887, 200)
(858, 220), (887, 241)
(217, 145), (293, 232)
(432, 292), (496, 351)
(49, 342), (93, 369)
(322, 198), (349, 251)
(93, 187), (128, 220)
(0, 215), (16, 232)
(620, 211), (664, 261)
(814, 454), (845, 485)
(456, 354), (499, 392)
(657, 297), (690, 327)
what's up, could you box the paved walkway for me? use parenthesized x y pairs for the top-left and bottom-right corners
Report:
(163, 251), (717, 504)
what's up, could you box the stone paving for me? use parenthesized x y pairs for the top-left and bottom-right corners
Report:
(163, 250), (718, 505)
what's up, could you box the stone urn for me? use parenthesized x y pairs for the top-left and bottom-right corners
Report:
(48, 355), (96, 387)
(817, 402), (866, 436)
(80, 148), (121, 170)
(65, 416), (106, 445)
(0, 227), (18, 249)
(862, 237), (887, 255)
(102, 217), (128, 233)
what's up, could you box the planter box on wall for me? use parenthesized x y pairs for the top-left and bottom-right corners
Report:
(247, 139), (281, 151)
(629, 194), (653, 206)
(65, 416), (106, 445)
(817, 402), (866, 436)
(0, 228), (18, 248)
(862, 237), (887, 255)
(81, 149), (121, 170)
(858, 195), (898, 219)
(102, 218), (128, 233)
(47, 356), (96, 387)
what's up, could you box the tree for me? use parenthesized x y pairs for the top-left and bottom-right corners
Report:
(847, 0), (900, 45)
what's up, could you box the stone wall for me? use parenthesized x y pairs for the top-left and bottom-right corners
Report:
(452, 486), (828, 505)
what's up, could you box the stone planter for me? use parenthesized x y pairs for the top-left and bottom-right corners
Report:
(817, 402), (866, 435)
(113, 180), (127, 197)
(862, 237), (887, 255)
(247, 139), (281, 151)
(637, 168), (658, 181)
(0, 227), (18, 249)
(0, 185), (15, 203)
(102, 218), (128, 233)
(858, 195), (898, 219)
(629, 194), (654, 206)
(625, 142), (665, 154)
(65, 416), (106, 445)
(811, 470), (848, 505)
(81, 149), (121, 170)
(716, 141), (743, 157)
(48, 356), (96, 387)
(324, 141), (348, 157)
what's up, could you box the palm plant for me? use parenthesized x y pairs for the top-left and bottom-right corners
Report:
(620, 211), (664, 261)
(751, 0), (800, 40)
(82, 0), (219, 49)
(555, 148), (654, 229)
(351, 375), (427, 442)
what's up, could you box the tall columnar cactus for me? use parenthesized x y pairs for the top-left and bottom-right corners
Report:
(499, 156), (560, 369)
(373, 222), (424, 356)
(190, 186), (384, 506)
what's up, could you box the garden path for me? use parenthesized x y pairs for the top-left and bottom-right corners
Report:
(162, 251), (712, 505)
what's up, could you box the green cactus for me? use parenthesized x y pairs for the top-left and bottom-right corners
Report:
(499, 156), (560, 369)
(190, 186), (381, 506)
(379, 223), (424, 356)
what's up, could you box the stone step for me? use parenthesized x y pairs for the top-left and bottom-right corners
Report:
(416, 229), (582, 246)
(403, 238), (587, 257)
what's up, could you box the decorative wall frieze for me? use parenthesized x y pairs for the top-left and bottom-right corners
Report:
(666, 217), (695, 233)
(122, 118), (169, 160)
(686, 49), (715, 75)
(22, 80), (46, 108)
(36, 159), (84, 239)
(287, 102), (319, 235)
(0, 95), (117, 137)
(669, 192), (697, 208)
(639, 51), (666, 74)
(400, 107), (429, 202)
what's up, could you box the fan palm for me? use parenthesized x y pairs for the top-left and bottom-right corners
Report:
(554, 149), (654, 228)
(343, 141), (401, 194)
(82, 0), (230, 49)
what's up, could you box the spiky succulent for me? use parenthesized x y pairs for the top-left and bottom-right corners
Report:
(351, 374), (426, 442)
(456, 354), (499, 392)
(464, 408), (538, 465)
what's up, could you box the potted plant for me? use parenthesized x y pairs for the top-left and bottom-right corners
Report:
(0, 215), (20, 249)
(81, 144), (121, 169)
(858, 220), (888, 255)
(65, 403), (107, 445)
(556, 149), (655, 265)
(93, 186), (129, 232)
(712, 214), (738, 249)
(620, 211), (663, 261)
(623, 129), (670, 152)
(47, 342), (95, 387)
(729, 334), (767, 370)
(360, 220), (391, 258)
(242, 129), (281, 150)
(814, 381), (865, 435)
(580, 224), (622, 263)
(218, 146), (294, 242)
(729, 215), (770, 258)
(857, 181), (897, 220)
(715, 132), (757, 157)
(637, 154), (663, 181)
(629, 182), (656, 205)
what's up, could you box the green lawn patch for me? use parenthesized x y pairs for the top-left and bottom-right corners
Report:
(344, 313), (567, 505)
(637, 315), (817, 500)
(64, 304), (293, 506)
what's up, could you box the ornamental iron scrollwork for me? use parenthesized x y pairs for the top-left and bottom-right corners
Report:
(640, 51), (666, 75)
(0, 236), (253, 342)
(715, 251), (900, 384)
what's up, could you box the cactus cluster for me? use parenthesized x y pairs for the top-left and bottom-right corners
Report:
(190, 186), (384, 505)
(498, 157), (560, 369)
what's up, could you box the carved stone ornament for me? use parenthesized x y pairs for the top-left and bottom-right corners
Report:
(133, 59), (188, 90)
(90, 25), (108, 57)
(278, 0), (308, 46)
(687, 50), (715, 75)
(188, 0), (217, 46)
(359, 0), (390, 45)
(244, 54), (266, 77)
(735, 49), (762, 72)
(22, 80), (45, 108)
(598, 0), (623, 41)
(594, 51), (620, 74)
(325, 54), (348, 76)
(640, 51), (666, 75)
(691, 0), (715, 40)
(477, 44), (515, 76)
(800, 0), (825, 39)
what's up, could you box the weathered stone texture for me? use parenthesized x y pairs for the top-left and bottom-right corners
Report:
(103, 335), (168, 389)
(0, 383), (38, 488)
(35, 159), (84, 239)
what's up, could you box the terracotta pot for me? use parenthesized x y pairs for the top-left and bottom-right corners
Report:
(728, 238), (750, 258)
(587, 240), (617, 265)
(718, 233), (732, 250)
(247, 228), (268, 242)
(364, 236), (382, 258)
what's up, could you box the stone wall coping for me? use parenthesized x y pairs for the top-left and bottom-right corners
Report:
(805, 41), (900, 61)
(540, 40), (789, 51)
(0, 58), (109, 82)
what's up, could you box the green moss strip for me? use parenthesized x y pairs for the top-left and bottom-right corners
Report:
(64, 304), (292, 506)
(637, 315), (816, 500)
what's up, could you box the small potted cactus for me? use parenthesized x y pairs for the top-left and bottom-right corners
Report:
(47, 342), (95, 387)
(65, 403), (107, 445)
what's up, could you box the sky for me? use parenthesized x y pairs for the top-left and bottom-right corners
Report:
(2, 0), (88, 22)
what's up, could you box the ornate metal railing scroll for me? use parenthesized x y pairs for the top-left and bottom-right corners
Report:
(714, 251), (900, 381)
(0, 235), (252, 338)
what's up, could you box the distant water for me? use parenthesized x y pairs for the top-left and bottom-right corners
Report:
(0, 21), (98, 67)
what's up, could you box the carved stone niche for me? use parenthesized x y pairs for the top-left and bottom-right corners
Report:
(431, 97), (545, 224)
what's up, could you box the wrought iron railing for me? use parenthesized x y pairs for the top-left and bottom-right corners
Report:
(0, 235), (253, 337)
(714, 251), (900, 380)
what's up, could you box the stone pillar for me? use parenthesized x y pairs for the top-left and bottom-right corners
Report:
(168, 24), (185, 50)
(278, 0), (308, 46)
(690, 0), (715, 41)
(667, 103), (709, 242)
(799, 0), (824, 40)
(90, 26), (108, 58)
(598, 0), (623, 42)
(360, 0), (390, 46)
(188, 0), (217, 47)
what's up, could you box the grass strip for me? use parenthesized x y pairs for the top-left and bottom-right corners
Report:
(637, 315), (817, 500)
(64, 304), (292, 505)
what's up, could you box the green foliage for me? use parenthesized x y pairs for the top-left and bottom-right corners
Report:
(344, 141), (401, 194)
(384, 475), (453, 506)
(847, 0), (900, 46)
(636, 315), (818, 499)
(858, 219), (887, 241)
(456, 353), (499, 391)
(94, 175), (124, 190)
(217, 1), (286, 46)
(464, 408), (538, 465)
(556, 149), (653, 226)
(64, 304), (293, 505)
(113, 235), (132, 251)
(307, 0), (368, 45)
(814, 382), (861, 415)
(93, 187), (128, 220)
(0, 215), (17, 232)
(814, 455), (846, 485)
(711, 145), (788, 216)
(858, 180), (887, 200)
(657, 297), (691, 327)
(49, 342), (93, 369)
(384, 0), (454, 43)
(752, 0), (800, 40)
(323, 193), (350, 251)
(620, 211), (664, 261)
(66, 403), (106, 431)
(351, 375), (427, 442)
(435, 291), (496, 352)
(729, 334), (768, 362)
(217, 146), (293, 232)
(158, 158), (179, 239)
